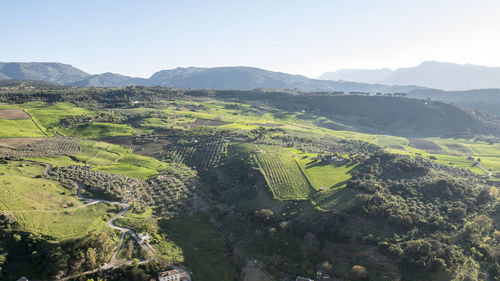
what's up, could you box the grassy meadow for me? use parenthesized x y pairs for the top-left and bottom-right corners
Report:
(0, 161), (116, 240)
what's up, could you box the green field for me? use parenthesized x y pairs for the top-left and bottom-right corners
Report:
(0, 161), (115, 240)
(249, 144), (315, 200)
(23, 102), (94, 135)
(28, 140), (168, 179)
(0, 119), (46, 138)
(60, 122), (136, 138)
(287, 148), (357, 190)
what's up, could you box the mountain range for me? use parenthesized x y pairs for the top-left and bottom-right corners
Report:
(0, 62), (422, 93)
(319, 61), (500, 91)
(3, 61), (500, 92)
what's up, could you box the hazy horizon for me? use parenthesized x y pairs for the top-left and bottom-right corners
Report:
(2, 0), (500, 78)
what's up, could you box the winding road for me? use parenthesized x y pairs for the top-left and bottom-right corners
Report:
(43, 165), (155, 279)
(44, 164), (191, 281)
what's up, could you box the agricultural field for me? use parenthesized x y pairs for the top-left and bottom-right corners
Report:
(0, 137), (80, 159)
(287, 148), (357, 191)
(0, 161), (116, 240)
(35, 140), (169, 179)
(0, 119), (46, 138)
(22, 102), (93, 135)
(0, 109), (30, 119)
(247, 144), (315, 200)
(161, 137), (227, 171)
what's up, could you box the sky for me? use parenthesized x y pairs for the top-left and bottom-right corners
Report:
(1, 0), (500, 78)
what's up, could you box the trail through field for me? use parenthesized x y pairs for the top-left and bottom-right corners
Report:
(476, 162), (493, 177)
(23, 109), (48, 136)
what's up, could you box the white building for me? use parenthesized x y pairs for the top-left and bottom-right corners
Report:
(158, 270), (181, 281)
(138, 232), (150, 242)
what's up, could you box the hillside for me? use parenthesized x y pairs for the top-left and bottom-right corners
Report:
(206, 91), (495, 137)
(69, 72), (148, 87)
(320, 61), (500, 91)
(408, 88), (500, 116)
(0, 85), (498, 280)
(0, 62), (89, 84)
(146, 66), (423, 92)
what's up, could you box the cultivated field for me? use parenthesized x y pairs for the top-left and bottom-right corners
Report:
(0, 137), (43, 149)
(0, 119), (46, 138)
(0, 109), (29, 119)
(250, 144), (315, 200)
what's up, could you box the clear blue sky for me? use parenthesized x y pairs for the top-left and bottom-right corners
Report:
(2, 0), (499, 78)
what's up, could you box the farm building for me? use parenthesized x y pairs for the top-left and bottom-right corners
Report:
(296, 277), (314, 281)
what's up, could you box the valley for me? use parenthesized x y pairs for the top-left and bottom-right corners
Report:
(0, 83), (498, 281)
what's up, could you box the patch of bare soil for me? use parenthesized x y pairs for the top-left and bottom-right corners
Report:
(102, 136), (173, 157)
(0, 138), (43, 149)
(0, 109), (30, 119)
(242, 260), (273, 281)
(189, 118), (231, 127)
(101, 136), (135, 146)
(408, 138), (441, 151)
(253, 123), (283, 127)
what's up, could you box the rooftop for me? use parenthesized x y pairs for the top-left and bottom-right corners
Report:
(158, 270), (181, 277)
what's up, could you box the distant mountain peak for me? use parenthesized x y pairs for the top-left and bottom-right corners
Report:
(321, 61), (500, 91)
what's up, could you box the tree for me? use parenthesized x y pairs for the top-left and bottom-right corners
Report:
(320, 260), (332, 272)
(254, 209), (274, 225)
(269, 227), (277, 238)
(85, 248), (97, 269)
(301, 232), (318, 258)
(127, 239), (134, 259)
(350, 265), (368, 280)
(279, 221), (288, 235)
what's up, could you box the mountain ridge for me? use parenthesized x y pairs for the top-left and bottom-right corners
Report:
(320, 61), (500, 91)
(0, 62), (424, 93)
